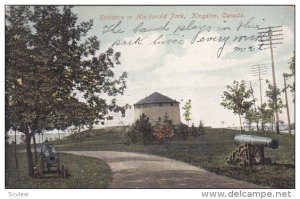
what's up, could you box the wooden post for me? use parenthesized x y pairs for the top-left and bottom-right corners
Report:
(268, 28), (280, 134)
(259, 147), (265, 164)
(283, 74), (292, 135)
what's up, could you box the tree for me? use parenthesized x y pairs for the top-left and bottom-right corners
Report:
(182, 99), (192, 143)
(182, 99), (192, 126)
(197, 120), (205, 135)
(128, 114), (153, 145)
(285, 52), (295, 102)
(221, 80), (254, 132)
(221, 121), (225, 133)
(153, 113), (174, 147)
(265, 79), (283, 134)
(6, 6), (128, 177)
(259, 103), (274, 132)
(245, 108), (260, 131)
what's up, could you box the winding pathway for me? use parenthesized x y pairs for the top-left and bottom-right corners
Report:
(63, 151), (264, 188)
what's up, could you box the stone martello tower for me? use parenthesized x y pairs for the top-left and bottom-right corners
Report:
(134, 92), (181, 125)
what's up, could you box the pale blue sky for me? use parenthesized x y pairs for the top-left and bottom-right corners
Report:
(72, 6), (295, 127)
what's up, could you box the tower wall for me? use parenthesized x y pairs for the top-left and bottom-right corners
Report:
(134, 103), (181, 125)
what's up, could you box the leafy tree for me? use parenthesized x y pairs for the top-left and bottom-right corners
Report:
(182, 99), (192, 143)
(285, 52), (295, 101)
(245, 108), (260, 131)
(128, 114), (153, 145)
(265, 79), (283, 134)
(191, 123), (197, 136)
(221, 80), (254, 132)
(197, 120), (206, 135)
(259, 103), (275, 132)
(153, 113), (174, 147)
(182, 99), (192, 126)
(173, 123), (188, 140)
(6, 6), (128, 177)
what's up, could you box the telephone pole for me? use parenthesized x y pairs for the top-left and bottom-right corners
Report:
(251, 64), (267, 107)
(251, 64), (267, 131)
(248, 81), (259, 132)
(283, 73), (291, 135)
(258, 26), (283, 134)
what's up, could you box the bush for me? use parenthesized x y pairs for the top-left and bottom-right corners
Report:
(153, 124), (174, 144)
(173, 123), (188, 140)
(128, 114), (154, 145)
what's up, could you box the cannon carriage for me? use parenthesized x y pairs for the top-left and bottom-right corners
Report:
(225, 134), (279, 167)
(36, 141), (68, 178)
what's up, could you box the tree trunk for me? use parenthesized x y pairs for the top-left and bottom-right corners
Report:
(256, 123), (259, 132)
(238, 114), (243, 133)
(32, 132), (38, 165)
(25, 129), (34, 177)
(271, 115), (275, 133)
(78, 126), (81, 143)
(14, 130), (18, 169)
(261, 121), (265, 132)
(58, 129), (60, 140)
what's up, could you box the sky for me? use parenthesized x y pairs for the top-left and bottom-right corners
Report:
(70, 6), (295, 128)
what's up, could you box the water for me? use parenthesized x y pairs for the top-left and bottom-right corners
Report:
(7, 132), (72, 145)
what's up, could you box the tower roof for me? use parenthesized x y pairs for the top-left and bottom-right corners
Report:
(134, 92), (179, 105)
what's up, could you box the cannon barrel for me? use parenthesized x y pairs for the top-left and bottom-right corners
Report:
(234, 134), (279, 149)
(41, 143), (59, 165)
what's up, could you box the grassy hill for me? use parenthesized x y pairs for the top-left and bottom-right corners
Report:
(48, 126), (295, 188)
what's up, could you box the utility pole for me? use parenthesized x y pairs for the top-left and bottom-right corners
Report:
(251, 64), (267, 131)
(258, 26), (283, 134)
(283, 73), (291, 135)
(248, 81), (259, 132)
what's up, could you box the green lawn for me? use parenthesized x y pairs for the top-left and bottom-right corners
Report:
(12, 126), (295, 188)
(5, 146), (112, 188)
(49, 127), (294, 188)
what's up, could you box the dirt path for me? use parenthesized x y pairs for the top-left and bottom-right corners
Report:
(63, 151), (264, 188)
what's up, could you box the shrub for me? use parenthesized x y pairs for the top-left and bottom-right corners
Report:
(173, 123), (188, 140)
(128, 113), (154, 145)
(153, 113), (174, 146)
(153, 124), (174, 143)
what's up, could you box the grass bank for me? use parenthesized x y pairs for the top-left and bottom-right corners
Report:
(48, 127), (294, 188)
(5, 146), (112, 188)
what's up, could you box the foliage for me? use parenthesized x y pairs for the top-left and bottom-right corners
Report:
(264, 79), (283, 133)
(197, 120), (206, 135)
(128, 114), (154, 145)
(153, 113), (174, 146)
(182, 99), (192, 126)
(173, 123), (189, 140)
(265, 79), (283, 115)
(258, 103), (274, 132)
(221, 80), (254, 131)
(285, 52), (295, 101)
(5, 6), (128, 176)
(153, 125), (174, 142)
(245, 108), (260, 128)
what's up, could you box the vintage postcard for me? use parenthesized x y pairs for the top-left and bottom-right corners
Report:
(5, 5), (295, 193)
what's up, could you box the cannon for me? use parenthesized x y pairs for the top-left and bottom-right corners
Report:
(37, 141), (68, 178)
(225, 134), (279, 167)
(41, 142), (59, 165)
